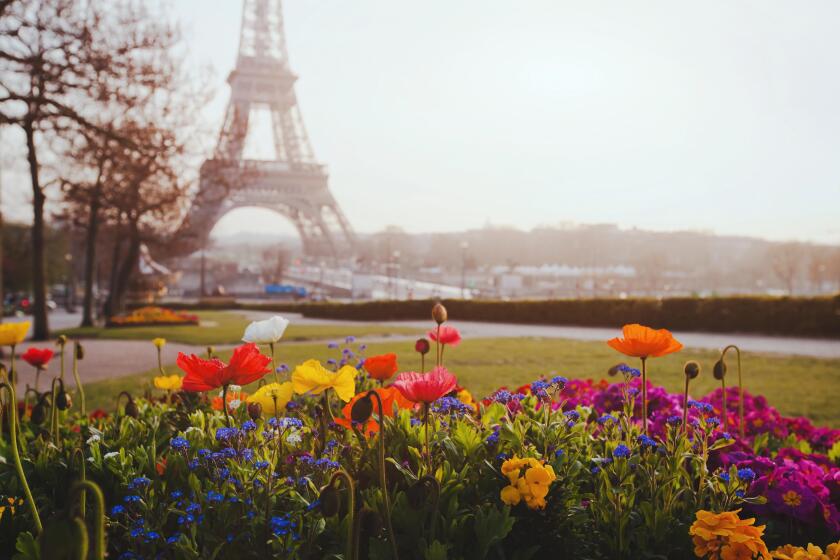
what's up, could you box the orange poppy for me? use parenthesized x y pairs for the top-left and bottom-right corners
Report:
(363, 353), (399, 382)
(334, 386), (413, 436)
(607, 324), (683, 359)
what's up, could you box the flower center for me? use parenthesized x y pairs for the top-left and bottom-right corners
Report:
(782, 490), (802, 507)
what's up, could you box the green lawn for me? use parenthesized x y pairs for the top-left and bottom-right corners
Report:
(56, 310), (421, 345)
(83, 336), (840, 428)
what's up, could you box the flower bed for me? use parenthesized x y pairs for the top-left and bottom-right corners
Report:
(108, 306), (199, 327)
(1, 307), (839, 559)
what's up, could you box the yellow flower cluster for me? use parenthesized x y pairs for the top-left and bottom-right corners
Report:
(152, 337), (167, 349)
(690, 509), (771, 560)
(771, 541), (840, 560)
(499, 456), (556, 510)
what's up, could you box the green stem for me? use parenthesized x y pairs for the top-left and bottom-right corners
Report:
(72, 344), (86, 416)
(640, 357), (648, 435)
(222, 384), (231, 427)
(59, 343), (66, 383)
(424, 403), (431, 473)
(420, 353), (425, 373)
(0, 382), (42, 534)
(368, 391), (399, 560)
(328, 470), (357, 560)
(682, 376), (690, 436)
(70, 480), (106, 559)
(72, 447), (87, 518)
(156, 348), (164, 376)
(435, 325), (441, 367)
(269, 342), (278, 383)
(9, 344), (17, 389)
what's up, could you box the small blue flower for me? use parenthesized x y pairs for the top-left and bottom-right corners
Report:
(170, 490), (183, 500)
(110, 505), (126, 515)
(242, 420), (257, 432)
(591, 466), (601, 474)
(597, 414), (617, 425)
(555, 448), (565, 458)
(618, 364), (641, 378)
(613, 444), (631, 458)
(564, 410), (580, 422)
(327, 342), (339, 349)
(128, 476), (151, 490)
(345, 336), (356, 343)
(170, 436), (190, 450)
(737, 468), (756, 482)
(167, 534), (182, 545)
(666, 415), (682, 426)
(637, 434), (657, 448)
(719, 472), (731, 483)
(256, 460), (270, 469)
(735, 490), (746, 498)
(207, 491), (224, 503)
(124, 495), (142, 504)
(215, 427), (240, 442)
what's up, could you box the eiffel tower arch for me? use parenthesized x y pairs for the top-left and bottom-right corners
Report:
(175, 0), (355, 257)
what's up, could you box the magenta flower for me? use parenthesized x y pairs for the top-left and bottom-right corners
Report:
(427, 325), (462, 347)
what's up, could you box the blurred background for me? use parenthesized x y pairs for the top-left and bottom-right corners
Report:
(1, 0), (839, 336)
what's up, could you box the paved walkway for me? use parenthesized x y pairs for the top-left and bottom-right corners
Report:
(3, 309), (837, 390)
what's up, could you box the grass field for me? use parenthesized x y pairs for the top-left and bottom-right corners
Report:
(56, 310), (421, 345)
(83, 336), (840, 428)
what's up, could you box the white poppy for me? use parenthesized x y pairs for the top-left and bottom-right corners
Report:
(242, 315), (290, 344)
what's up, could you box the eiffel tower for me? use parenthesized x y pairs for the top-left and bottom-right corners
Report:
(176, 0), (355, 257)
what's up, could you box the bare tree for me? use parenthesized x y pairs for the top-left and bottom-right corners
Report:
(0, 0), (179, 338)
(769, 242), (805, 295)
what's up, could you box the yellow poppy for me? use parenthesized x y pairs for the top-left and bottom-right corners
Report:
(152, 337), (167, 349)
(247, 382), (294, 415)
(153, 374), (182, 391)
(0, 322), (29, 346)
(291, 359), (356, 402)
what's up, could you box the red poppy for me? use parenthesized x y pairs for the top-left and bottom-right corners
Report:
(428, 325), (461, 347)
(21, 347), (54, 369)
(177, 343), (271, 392)
(393, 367), (458, 404)
(89, 409), (109, 420)
(363, 353), (399, 382)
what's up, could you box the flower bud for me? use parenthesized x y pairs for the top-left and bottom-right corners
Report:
(125, 397), (140, 419)
(431, 303), (448, 325)
(56, 390), (71, 411)
(74, 342), (84, 360)
(319, 484), (340, 517)
(684, 361), (701, 380)
(351, 394), (374, 424)
(56, 335), (68, 347)
(414, 338), (430, 355)
(247, 401), (263, 420)
(713, 359), (727, 381)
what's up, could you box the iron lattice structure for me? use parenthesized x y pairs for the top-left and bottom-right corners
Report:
(176, 0), (355, 256)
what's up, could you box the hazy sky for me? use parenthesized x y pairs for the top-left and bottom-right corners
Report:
(5, 1), (840, 244)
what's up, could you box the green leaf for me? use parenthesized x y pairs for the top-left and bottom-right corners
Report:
(473, 506), (515, 559)
(424, 540), (449, 560)
(13, 532), (39, 560)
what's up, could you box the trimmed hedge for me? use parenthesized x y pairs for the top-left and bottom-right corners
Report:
(154, 296), (840, 338)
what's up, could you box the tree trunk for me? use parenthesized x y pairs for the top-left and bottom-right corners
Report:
(80, 195), (101, 327)
(103, 235), (123, 319)
(108, 226), (141, 317)
(24, 119), (49, 340)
